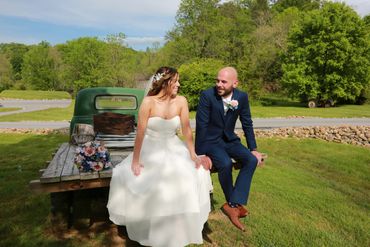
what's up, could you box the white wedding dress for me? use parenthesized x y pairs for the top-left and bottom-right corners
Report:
(107, 116), (212, 247)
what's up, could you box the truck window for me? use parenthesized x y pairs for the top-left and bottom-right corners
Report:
(95, 95), (137, 110)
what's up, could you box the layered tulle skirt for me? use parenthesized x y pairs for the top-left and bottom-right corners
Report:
(107, 132), (212, 247)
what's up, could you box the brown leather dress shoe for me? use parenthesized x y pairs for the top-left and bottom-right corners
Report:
(237, 205), (249, 218)
(221, 203), (245, 231)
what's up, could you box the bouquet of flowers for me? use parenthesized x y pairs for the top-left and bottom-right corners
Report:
(74, 141), (112, 172)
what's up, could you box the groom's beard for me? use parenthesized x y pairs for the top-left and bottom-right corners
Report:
(217, 87), (233, 98)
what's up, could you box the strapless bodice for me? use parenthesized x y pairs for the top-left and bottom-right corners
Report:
(145, 116), (180, 138)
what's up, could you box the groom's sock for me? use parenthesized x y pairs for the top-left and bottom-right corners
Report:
(228, 202), (238, 208)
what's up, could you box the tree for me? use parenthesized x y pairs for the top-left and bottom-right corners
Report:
(57, 37), (109, 94)
(239, 7), (301, 96)
(166, 0), (221, 66)
(281, 2), (370, 104)
(22, 41), (63, 90)
(178, 58), (224, 110)
(0, 54), (12, 91)
(272, 0), (322, 12)
(104, 33), (141, 88)
(0, 43), (29, 81)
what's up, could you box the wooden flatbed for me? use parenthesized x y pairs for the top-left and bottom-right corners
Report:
(29, 143), (132, 193)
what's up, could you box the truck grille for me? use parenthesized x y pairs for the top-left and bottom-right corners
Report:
(95, 131), (136, 148)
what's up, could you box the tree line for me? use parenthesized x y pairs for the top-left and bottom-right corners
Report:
(0, 0), (369, 108)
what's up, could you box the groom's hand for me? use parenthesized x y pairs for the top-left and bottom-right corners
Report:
(251, 151), (264, 166)
(197, 155), (212, 170)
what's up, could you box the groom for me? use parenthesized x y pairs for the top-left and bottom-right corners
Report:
(195, 67), (262, 231)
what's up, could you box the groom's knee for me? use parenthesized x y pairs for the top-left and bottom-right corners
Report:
(214, 157), (233, 171)
(251, 155), (258, 167)
(240, 154), (258, 170)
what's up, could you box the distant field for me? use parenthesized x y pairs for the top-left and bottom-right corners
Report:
(0, 107), (21, 113)
(0, 90), (71, 100)
(250, 104), (370, 118)
(1, 90), (369, 120)
(189, 103), (370, 118)
(0, 101), (74, 121)
(2, 102), (369, 122)
(250, 94), (370, 118)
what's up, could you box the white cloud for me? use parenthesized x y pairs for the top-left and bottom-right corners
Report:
(125, 36), (164, 45)
(0, 0), (181, 33)
(0, 34), (40, 45)
(334, 0), (370, 16)
(123, 36), (165, 50)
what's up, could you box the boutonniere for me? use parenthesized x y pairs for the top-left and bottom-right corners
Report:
(226, 100), (239, 111)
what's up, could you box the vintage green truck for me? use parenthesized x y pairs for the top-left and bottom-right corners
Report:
(29, 87), (145, 226)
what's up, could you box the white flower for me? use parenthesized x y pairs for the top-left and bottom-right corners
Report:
(230, 100), (238, 109)
(153, 72), (165, 82)
(226, 100), (239, 110)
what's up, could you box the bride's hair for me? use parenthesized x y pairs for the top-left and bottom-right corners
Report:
(147, 67), (178, 97)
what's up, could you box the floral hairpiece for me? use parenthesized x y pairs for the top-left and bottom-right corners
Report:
(153, 72), (165, 82)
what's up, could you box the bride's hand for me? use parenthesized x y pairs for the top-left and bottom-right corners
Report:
(131, 161), (143, 176)
(194, 156), (202, 169)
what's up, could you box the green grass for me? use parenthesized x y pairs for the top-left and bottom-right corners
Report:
(1, 90), (369, 120)
(189, 93), (370, 118)
(189, 104), (370, 118)
(250, 94), (370, 118)
(0, 134), (368, 246)
(0, 90), (71, 100)
(0, 133), (70, 247)
(250, 104), (370, 118)
(2, 103), (369, 122)
(0, 107), (21, 112)
(0, 101), (74, 121)
(207, 138), (370, 246)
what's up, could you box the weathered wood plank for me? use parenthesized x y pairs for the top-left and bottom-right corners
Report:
(29, 178), (111, 193)
(61, 144), (80, 181)
(80, 171), (99, 180)
(40, 143), (70, 183)
(110, 153), (130, 166)
(39, 169), (45, 176)
(99, 168), (112, 178)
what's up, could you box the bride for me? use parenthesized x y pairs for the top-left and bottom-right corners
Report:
(107, 66), (213, 247)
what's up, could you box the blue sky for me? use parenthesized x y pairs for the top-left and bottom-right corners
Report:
(0, 0), (369, 51)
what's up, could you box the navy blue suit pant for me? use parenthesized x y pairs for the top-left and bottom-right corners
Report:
(207, 141), (258, 205)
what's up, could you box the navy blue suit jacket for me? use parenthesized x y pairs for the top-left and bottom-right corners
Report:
(195, 87), (257, 155)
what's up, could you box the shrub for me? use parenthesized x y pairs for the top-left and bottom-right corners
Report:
(178, 58), (224, 110)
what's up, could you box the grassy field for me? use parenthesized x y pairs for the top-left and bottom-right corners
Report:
(0, 89), (369, 120)
(250, 104), (370, 118)
(0, 134), (368, 246)
(0, 101), (75, 122)
(1, 102), (369, 122)
(0, 90), (71, 100)
(0, 107), (21, 113)
(189, 104), (370, 119)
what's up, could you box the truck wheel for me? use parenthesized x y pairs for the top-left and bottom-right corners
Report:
(308, 100), (316, 108)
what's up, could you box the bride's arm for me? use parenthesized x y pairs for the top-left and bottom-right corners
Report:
(179, 96), (198, 164)
(131, 97), (151, 176)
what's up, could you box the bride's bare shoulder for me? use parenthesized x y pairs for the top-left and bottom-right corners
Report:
(175, 95), (188, 104)
(142, 96), (155, 103)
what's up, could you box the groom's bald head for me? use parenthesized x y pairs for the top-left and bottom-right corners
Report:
(216, 67), (239, 97)
(219, 67), (238, 82)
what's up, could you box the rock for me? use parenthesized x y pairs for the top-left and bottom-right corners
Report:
(251, 125), (370, 148)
